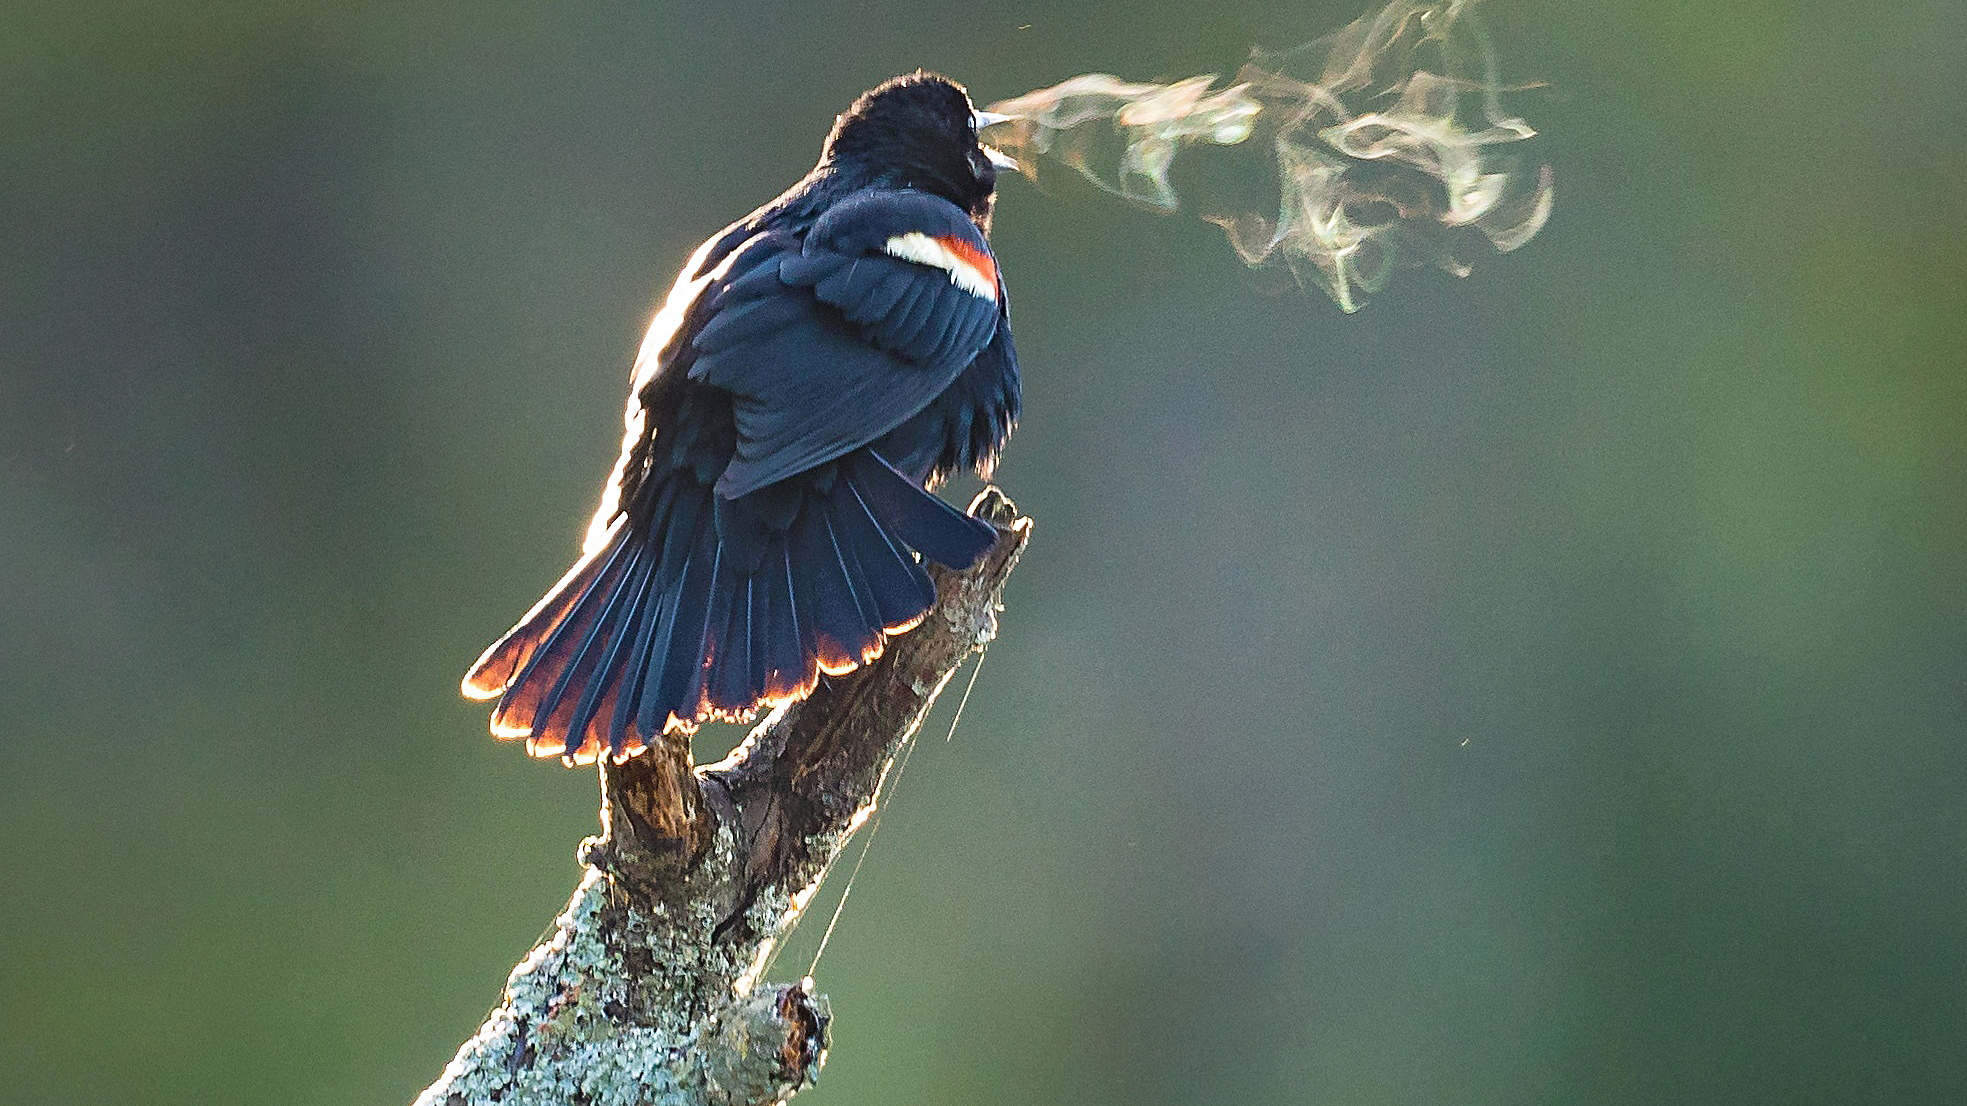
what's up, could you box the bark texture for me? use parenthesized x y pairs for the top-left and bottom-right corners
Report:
(415, 488), (1031, 1106)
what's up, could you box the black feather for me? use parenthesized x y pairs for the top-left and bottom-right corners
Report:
(760, 542), (809, 698)
(789, 498), (875, 671)
(708, 574), (757, 713)
(563, 544), (658, 757)
(489, 534), (636, 737)
(838, 477), (938, 625)
(692, 291), (806, 354)
(528, 538), (649, 743)
(824, 512), (885, 636)
(639, 535), (716, 736)
(848, 451), (995, 568)
(607, 574), (668, 755)
(746, 570), (774, 704)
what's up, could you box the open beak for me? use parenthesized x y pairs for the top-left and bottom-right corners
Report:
(974, 109), (1022, 174)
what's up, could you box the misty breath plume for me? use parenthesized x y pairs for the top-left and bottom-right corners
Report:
(985, 0), (1553, 311)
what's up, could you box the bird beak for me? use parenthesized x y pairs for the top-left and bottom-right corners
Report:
(973, 109), (1021, 174)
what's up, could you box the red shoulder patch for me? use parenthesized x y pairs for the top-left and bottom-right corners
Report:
(935, 235), (998, 291)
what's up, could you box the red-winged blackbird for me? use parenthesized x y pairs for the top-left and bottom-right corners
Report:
(461, 73), (1023, 765)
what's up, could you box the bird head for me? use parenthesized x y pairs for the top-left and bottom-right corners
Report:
(822, 72), (1018, 223)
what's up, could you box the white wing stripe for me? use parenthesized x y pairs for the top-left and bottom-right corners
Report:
(881, 232), (997, 302)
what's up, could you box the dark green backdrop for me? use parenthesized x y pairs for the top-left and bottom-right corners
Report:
(6, 1), (1963, 1102)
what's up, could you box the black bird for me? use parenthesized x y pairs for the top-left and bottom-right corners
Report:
(462, 73), (1023, 765)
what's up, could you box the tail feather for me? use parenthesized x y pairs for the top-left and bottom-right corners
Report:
(691, 550), (737, 714)
(823, 513), (886, 647)
(787, 501), (873, 675)
(757, 543), (813, 702)
(485, 535), (636, 736)
(466, 447), (999, 763)
(848, 451), (995, 569)
(461, 522), (630, 701)
(558, 549), (658, 758)
(836, 477), (937, 629)
(655, 481), (707, 581)
(504, 538), (648, 756)
(606, 581), (668, 754)
(743, 575), (772, 706)
(707, 570), (756, 713)
(642, 536), (718, 737)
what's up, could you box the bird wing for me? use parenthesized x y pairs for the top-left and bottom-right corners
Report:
(684, 190), (1005, 499)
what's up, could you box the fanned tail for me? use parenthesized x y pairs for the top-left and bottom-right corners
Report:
(461, 449), (996, 764)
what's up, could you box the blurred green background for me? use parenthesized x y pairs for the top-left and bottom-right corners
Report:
(5, 1), (1963, 1102)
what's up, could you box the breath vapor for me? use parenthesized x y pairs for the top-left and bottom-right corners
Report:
(984, 0), (1554, 311)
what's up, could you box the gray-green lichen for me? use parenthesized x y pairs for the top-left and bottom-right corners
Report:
(414, 867), (826, 1106)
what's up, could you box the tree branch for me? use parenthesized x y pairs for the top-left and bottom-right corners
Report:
(416, 488), (1031, 1106)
